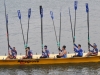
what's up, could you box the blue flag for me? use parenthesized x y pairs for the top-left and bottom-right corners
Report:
(28, 8), (31, 19)
(50, 11), (54, 20)
(86, 3), (89, 13)
(6, 14), (8, 24)
(17, 10), (21, 19)
(74, 1), (78, 10)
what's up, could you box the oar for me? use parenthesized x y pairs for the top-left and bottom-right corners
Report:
(6, 14), (9, 55)
(39, 6), (44, 52)
(73, 1), (78, 43)
(69, 8), (74, 45)
(59, 12), (61, 49)
(4, 0), (9, 55)
(17, 10), (25, 47)
(26, 8), (31, 47)
(86, 3), (90, 50)
(50, 11), (59, 49)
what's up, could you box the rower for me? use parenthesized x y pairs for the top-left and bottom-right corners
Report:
(40, 45), (50, 58)
(85, 43), (98, 57)
(56, 45), (67, 58)
(22, 47), (33, 59)
(73, 44), (83, 57)
(6, 45), (17, 59)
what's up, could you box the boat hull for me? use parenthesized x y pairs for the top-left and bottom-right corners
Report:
(0, 56), (100, 65)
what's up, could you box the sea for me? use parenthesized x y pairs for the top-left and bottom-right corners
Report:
(0, 0), (100, 75)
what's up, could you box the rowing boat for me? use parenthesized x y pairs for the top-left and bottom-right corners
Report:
(0, 52), (100, 65)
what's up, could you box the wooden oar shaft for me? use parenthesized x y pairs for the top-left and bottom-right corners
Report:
(87, 12), (90, 49)
(59, 12), (61, 49)
(52, 19), (58, 48)
(41, 16), (43, 51)
(4, 0), (9, 55)
(74, 10), (76, 43)
(40, 6), (43, 52)
(6, 19), (9, 55)
(20, 19), (25, 46)
(26, 18), (30, 46)
(69, 8), (74, 44)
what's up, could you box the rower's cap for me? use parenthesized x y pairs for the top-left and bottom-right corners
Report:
(93, 43), (97, 47)
(44, 45), (47, 48)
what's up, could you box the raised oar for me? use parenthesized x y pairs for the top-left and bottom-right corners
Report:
(39, 6), (44, 52)
(50, 11), (59, 49)
(59, 12), (61, 49)
(6, 14), (9, 55)
(4, 0), (9, 55)
(26, 8), (31, 47)
(17, 10), (25, 47)
(69, 8), (74, 45)
(86, 3), (90, 50)
(73, 1), (78, 43)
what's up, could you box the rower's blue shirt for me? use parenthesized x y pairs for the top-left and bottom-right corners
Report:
(42, 50), (50, 58)
(74, 44), (83, 56)
(9, 46), (17, 57)
(28, 50), (33, 57)
(90, 48), (98, 53)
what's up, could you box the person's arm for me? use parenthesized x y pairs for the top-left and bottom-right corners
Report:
(74, 48), (78, 53)
(15, 51), (17, 55)
(74, 44), (78, 48)
(9, 45), (13, 50)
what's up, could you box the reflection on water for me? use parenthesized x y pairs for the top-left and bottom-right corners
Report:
(0, 63), (100, 75)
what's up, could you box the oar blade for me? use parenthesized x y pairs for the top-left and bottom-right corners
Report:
(40, 6), (43, 18)
(86, 3), (89, 13)
(50, 11), (54, 20)
(74, 1), (78, 10)
(17, 10), (21, 19)
(28, 8), (31, 19)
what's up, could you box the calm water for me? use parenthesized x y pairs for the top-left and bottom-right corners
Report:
(0, 63), (100, 75)
(0, 0), (100, 75)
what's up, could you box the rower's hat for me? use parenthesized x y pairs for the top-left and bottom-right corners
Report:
(93, 43), (97, 47)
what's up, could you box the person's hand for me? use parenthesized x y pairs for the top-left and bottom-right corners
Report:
(58, 48), (60, 51)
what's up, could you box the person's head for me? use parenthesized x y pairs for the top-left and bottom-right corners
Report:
(27, 47), (30, 50)
(44, 45), (47, 50)
(62, 45), (66, 50)
(13, 47), (15, 50)
(78, 44), (81, 49)
(93, 43), (97, 48)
